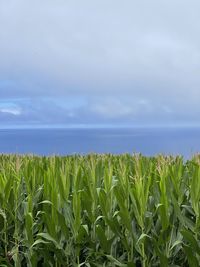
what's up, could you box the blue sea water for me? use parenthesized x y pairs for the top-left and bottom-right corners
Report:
(0, 127), (200, 158)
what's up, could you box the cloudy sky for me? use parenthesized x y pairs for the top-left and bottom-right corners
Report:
(0, 0), (200, 128)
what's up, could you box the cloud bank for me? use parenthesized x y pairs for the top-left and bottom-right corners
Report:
(0, 0), (200, 127)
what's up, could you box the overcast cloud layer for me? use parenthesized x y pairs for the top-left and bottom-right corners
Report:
(0, 0), (200, 127)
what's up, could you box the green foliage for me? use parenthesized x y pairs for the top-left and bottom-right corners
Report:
(0, 153), (200, 266)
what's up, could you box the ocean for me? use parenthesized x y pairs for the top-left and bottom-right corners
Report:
(0, 127), (199, 158)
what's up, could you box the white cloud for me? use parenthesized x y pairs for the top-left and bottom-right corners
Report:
(0, 108), (21, 116)
(89, 98), (154, 119)
(0, 102), (22, 116)
(91, 100), (134, 118)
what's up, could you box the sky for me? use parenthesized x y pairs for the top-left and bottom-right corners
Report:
(0, 0), (200, 128)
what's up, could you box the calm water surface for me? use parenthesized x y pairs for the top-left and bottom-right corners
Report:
(0, 127), (199, 158)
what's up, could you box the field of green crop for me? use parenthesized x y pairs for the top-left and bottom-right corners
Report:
(0, 154), (200, 266)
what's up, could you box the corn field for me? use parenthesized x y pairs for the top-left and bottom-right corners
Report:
(0, 154), (200, 266)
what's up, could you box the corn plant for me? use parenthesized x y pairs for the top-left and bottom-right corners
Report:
(0, 154), (200, 266)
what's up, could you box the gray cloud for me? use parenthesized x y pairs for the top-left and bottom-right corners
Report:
(0, 0), (200, 126)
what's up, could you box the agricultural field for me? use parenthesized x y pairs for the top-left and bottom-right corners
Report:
(0, 154), (200, 266)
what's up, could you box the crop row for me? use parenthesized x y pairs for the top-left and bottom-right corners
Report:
(0, 154), (200, 266)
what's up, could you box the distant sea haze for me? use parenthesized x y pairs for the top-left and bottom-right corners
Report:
(0, 127), (199, 158)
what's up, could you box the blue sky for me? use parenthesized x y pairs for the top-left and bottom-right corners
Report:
(0, 0), (200, 128)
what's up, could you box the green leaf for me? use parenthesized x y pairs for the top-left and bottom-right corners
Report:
(37, 233), (61, 249)
(39, 200), (53, 205)
(106, 255), (127, 267)
(170, 240), (183, 251)
(183, 245), (199, 267)
(31, 239), (50, 248)
(181, 228), (200, 255)
(0, 210), (6, 232)
(136, 233), (151, 246)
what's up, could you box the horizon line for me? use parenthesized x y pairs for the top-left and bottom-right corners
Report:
(0, 124), (200, 130)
